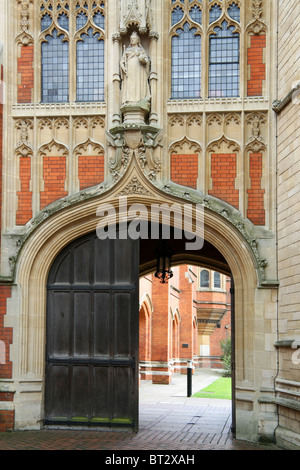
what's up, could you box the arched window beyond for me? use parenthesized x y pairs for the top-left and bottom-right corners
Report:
(214, 272), (221, 289)
(209, 20), (240, 98)
(171, 23), (201, 99)
(200, 270), (209, 288)
(41, 30), (69, 103)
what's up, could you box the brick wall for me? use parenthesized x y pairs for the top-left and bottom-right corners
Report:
(171, 154), (198, 189)
(78, 155), (104, 190)
(17, 45), (34, 103)
(16, 156), (33, 225)
(209, 153), (239, 210)
(40, 156), (68, 209)
(247, 153), (265, 225)
(247, 35), (266, 97)
(0, 286), (12, 380)
(151, 278), (171, 384)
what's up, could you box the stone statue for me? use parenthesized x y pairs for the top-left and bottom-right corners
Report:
(120, 31), (151, 108)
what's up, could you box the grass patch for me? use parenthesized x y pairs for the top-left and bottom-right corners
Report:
(193, 377), (232, 400)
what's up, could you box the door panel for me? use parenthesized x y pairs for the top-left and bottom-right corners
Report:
(45, 232), (139, 430)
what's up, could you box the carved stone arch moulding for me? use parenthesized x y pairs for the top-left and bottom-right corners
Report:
(207, 3), (241, 36)
(207, 135), (240, 154)
(170, 0), (203, 36)
(170, 136), (202, 155)
(73, 138), (105, 157)
(169, 114), (185, 128)
(3, 142), (274, 291)
(39, 0), (70, 43)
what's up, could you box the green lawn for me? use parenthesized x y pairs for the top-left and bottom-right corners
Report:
(193, 377), (232, 400)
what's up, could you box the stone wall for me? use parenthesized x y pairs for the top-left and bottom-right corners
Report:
(276, 0), (300, 450)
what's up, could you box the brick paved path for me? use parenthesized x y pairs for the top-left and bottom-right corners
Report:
(0, 401), (279, 451)
(0, 371), (281, 451)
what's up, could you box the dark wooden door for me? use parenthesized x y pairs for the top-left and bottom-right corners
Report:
(45, 232), (139, 431)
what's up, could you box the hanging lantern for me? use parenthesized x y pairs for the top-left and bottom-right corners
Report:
(154, 241), (174, 284)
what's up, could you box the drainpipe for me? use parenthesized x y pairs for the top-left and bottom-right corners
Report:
(273, 0), (280, 441)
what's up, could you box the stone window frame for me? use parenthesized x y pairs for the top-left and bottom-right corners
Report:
(198, 268), (226, 291)
(169, 0), (244, 100)
(37, 0), (106, 104)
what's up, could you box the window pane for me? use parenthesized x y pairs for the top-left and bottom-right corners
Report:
(171, 23), (201, 99)
(209, 22), (239, 97)
(214, 272), (221, 288)
(200, 270), (209, 288)
(76, 28), (105, 102)
(41, 30), (69, 103)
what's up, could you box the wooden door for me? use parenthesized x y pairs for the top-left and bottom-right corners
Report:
(45, 232), (139, 431)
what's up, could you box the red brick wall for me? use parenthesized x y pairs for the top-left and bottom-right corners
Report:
(151, 278), (171, 384)
(0, 410), (14, 432)
(171, 154), (198, 189)
(17, 45), (34, 103)
(40, 156), (68, 209)
(16, 157), (33, 225)
(247, 153), (265, 225)
(0, 286), (12, 380)
(209, 153), (239, 210)
(78, 155), (104, 190)
(247, 35), (266, 97)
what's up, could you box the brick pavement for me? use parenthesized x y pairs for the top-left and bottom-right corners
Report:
(0, 370), (281, 451)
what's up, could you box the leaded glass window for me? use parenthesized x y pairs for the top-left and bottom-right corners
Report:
(171, 23), (201, 99)
(209, 20), (240, 98)
(170, 0), (202, 99)
(41, 29), (69, 103)
(76, 28), (105, 102)
(40, 0), (105, 104)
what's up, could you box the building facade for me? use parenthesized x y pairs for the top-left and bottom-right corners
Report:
(0, 0), (299, 449)
(139, 266), (231, 382)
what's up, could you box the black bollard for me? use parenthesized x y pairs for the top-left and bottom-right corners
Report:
(187, 360), (192, 397)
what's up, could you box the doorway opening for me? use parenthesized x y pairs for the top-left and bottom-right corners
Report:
(44, 226), (236, 435)
(138, 263), (235, 438)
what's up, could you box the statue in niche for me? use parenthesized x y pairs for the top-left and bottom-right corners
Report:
(120, 31), (151, 109)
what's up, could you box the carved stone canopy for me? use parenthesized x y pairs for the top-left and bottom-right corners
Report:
(120, 0), (152, 34)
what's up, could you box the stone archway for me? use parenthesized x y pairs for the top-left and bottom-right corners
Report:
(9, 162), (277, 442)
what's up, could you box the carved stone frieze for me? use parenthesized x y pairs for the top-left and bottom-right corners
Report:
(245, 113), (267, 153)
(15, 119), (33, 157)
(117, 176), (153, 196)
(16, 0), (33, 45)
(246, 0), (267, 34)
